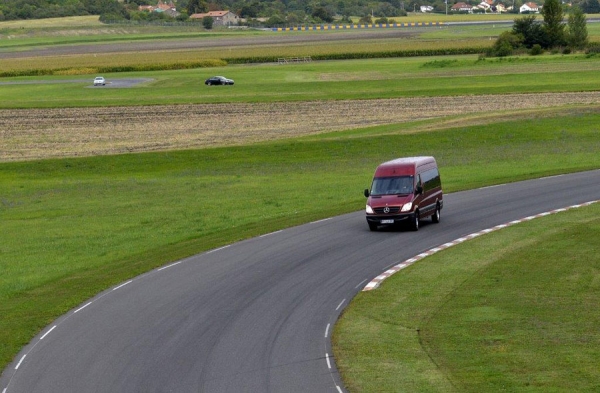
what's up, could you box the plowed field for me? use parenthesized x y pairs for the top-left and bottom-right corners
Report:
(2, 92), (599, 162)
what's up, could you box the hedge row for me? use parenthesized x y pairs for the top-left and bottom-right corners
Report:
(224, 47), (488, 64)
(0, 48), (487, 78)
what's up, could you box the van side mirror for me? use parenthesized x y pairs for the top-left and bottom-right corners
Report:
(415, 186), (423, 195)
(364, 189), (370, 197)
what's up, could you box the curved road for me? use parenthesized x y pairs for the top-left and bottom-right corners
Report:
(2, 170), (600, 392)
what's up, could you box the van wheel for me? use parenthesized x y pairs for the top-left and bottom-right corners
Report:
(432, 204), (440, 223)
(368, 222), (378, 232)
(411, 211), (419, 231)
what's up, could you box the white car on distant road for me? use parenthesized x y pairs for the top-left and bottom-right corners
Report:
(93, 76), (106, 86)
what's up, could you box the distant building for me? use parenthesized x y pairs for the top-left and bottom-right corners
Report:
(520, 2), (540, 12)
(190, 11), (240, 26)
(420, 5), (434, 12)
(138, 0), (179, 16)
(451, 2), (474, 12)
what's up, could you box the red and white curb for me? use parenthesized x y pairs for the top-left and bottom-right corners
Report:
(363, 200), (599, 291)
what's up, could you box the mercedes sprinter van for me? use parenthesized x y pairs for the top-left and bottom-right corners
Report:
(364, 156), (443, 231)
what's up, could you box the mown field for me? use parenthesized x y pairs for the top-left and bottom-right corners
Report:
(335, 203), (600, 392)
(1, 15), (600, 391)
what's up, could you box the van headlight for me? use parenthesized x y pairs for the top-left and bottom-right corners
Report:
(366, 205), (374, 214)
(401, 202), (413, 212)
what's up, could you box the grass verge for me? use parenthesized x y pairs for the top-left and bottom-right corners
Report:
(333, 202), (600, 392)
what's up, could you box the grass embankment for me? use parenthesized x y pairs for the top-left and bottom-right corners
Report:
(334, 203), (600, 392)
(1, 110), (600, 370)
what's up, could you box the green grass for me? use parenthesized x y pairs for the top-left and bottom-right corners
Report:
(2, 54), (600, 107)
(2, 15), (600, 386)
(1, 109), (600, 370)
(333, 202), (600, 392)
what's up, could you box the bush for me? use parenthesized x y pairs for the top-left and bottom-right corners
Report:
(202, 16), (213, 29)
(529, 44), (544, 55)
(489, 31), (523, 57)
(585, 43), (600, 54)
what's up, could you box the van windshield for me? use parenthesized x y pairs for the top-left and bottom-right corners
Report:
(371, 176), (414, 196)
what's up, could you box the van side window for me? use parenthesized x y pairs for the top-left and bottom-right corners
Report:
(421, 168), (441, 191)
(416, 175), (422, 191)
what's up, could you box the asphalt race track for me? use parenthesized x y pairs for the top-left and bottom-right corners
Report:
(2, 170), (599, 393)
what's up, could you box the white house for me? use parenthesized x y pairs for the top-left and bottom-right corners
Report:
(520, 2), (540, 12)
(451, 2), (474, 12)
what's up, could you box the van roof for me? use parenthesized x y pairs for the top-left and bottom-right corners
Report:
(374, 156), (436, 177)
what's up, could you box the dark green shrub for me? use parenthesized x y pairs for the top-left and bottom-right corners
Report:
(529, 44), (544, 55)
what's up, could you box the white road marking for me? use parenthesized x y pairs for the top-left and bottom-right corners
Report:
(158, 261), (181, 271)
(325, 323), (330, 338)
(355, 279), (368, 288)
(15, 355), (26, 370)
(40, 326), (56, 340)
(259, 230), (282, 238)
(479, 183), (505, 189)
(74, 302), (92, 313)
(311, 218), (332, 224)
(326, 353), (331, 369)
(207, 245), (230, 254)
(336, 299), (346, 311)
(113, 280), (132, 291)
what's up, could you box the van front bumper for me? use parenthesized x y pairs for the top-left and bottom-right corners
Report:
(366, 213), (414, 226)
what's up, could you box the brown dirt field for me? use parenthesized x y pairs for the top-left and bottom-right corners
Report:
(1, 92), (599, 162)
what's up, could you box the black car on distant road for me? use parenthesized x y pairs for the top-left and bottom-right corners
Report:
(205, 76), (234, 86)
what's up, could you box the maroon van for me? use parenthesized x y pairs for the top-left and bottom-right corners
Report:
(364, 156), (443, 231)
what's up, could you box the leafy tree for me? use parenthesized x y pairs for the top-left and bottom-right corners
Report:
(567, 5), (588, 49)
(286, 11), (305, 25)
(202, 15), (213, 28)
(582, 0), (600, 13)
(490, 30), (523, 56)
(239, 2), (259, 17)
(529, 43), (543, 55)
(512, 15), (543, 48)
(83, 0), (128, 17)
(176, 12), (189, 21)
(541, 0), (566, 48)
(186, 0), (207, 14)
(266, 13), (285, 27)
(311, 6), (333, 22)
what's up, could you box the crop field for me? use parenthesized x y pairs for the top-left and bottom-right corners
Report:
(2, 92), (600, 161)
(1, 15), (600, 392)
(1, 15), (599, 76)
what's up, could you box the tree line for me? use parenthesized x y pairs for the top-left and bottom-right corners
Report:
(488, 0), (590, 56)
(0, 0), (599, 29)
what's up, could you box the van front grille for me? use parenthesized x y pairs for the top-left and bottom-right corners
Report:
(374, 206), (400, 214)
